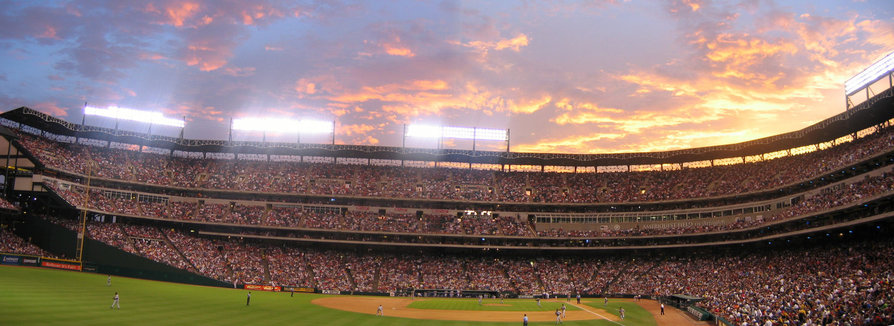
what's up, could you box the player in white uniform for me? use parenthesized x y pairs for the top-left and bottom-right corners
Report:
(110, 292), (120, 309)
(377, 304), (384, 316)
(107, 275), (111, 287)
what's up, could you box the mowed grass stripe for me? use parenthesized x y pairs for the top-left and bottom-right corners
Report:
(0, 266), (644, 325)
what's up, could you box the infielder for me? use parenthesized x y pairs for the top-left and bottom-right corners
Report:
(377, 304), (384, 316)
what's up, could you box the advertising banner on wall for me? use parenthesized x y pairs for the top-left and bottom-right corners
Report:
(244, 284), (282, 292)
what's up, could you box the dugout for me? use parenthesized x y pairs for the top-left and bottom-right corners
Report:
(413, 289), (502, 299)
(665, 294), (704, 307)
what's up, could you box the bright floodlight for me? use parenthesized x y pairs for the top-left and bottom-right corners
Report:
(84, 106), (185, 127)
(406, 124), (507, 141)
(845, 51), (894, 96)
(232, 117), (333, 134)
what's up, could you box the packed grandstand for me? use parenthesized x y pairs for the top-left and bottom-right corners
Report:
(1, 89), (893, 326)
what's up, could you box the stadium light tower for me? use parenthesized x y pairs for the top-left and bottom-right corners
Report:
(404, 124), (510, 152)
(84, 106), (186, 128)
(845, 50), (894, 109)
(230, 117), (335, 144)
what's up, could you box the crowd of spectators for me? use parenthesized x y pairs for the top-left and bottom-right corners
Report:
(0, 228), (53, 257)
(34, 215), (894, 325)
(609, 241), (894, 325)
(0, 197), (17, 210)
(43, 168), (893, 241)
(16, 126), (894, 204)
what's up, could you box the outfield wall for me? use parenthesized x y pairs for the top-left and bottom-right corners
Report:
(84, 238), (229, 287)
(17, 215), (228, 288)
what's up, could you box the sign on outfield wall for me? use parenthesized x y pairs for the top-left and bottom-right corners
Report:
(0, 254), (40, 266)
(40, 261), (82, 271)
(244, 284), (282, 292)
(283, 287), (315, 293)
(1, 255), (20, 265)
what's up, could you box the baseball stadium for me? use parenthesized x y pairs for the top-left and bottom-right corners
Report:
(1, 2), (894, 326)
(1, 56), (893, 324)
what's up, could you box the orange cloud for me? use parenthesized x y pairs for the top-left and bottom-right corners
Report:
(384, 44), (415, 57)
(222, 66), (256, 77)
(509, 95), (552, 114)
(185, 44), (228, 71)
(328, 79), (450, 103)
(494, 34), (530, 51)
(33, 102), (68, 117)
(39, 26), (59, 39)
(139, 52), (167, 61)
(240, 5), (283, 25)
(163, 2), (201, 28)
(461, 33), (530, 53)
(682, 0), (701, 12)
(339, 123), (377, 136)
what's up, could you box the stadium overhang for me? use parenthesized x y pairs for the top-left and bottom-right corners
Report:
(1, 89), (893, 167)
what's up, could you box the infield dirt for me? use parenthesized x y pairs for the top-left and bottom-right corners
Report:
(313, 296), (708, 324)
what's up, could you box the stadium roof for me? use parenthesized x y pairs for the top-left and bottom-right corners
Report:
(2, 88), (892, 167)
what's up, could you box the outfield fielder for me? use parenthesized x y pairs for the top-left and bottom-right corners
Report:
(246, 292), (251, 306)
(107, 275), (111, 287)
(110, 292), (120, 309)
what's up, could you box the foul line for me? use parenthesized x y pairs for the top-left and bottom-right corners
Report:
(568, 302), (625, 326)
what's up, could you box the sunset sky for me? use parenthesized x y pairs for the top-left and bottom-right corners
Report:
(0, 0), (892, 153)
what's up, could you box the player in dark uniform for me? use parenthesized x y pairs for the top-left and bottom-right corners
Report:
(246, 292), (251, 306)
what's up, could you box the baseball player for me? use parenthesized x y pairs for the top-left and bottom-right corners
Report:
(576, 293), (581, 304)
(523, 314), (528, 326)
(377, 304), (384, 316)
(107, 275), (111, 287)
(561, 303), (566, 318)
(110, 292), (120, 309)
(555, 308), (562, 324)
(246, 292), (251, 306)
(660, 303), (665, 315)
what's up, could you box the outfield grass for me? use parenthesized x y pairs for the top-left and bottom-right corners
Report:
(409, 298), (581, 312)
(584, 301), (657, 326)
(0, 265), (654, 325)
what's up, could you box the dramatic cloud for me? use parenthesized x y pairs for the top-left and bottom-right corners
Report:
(0, 0), (891, 154)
